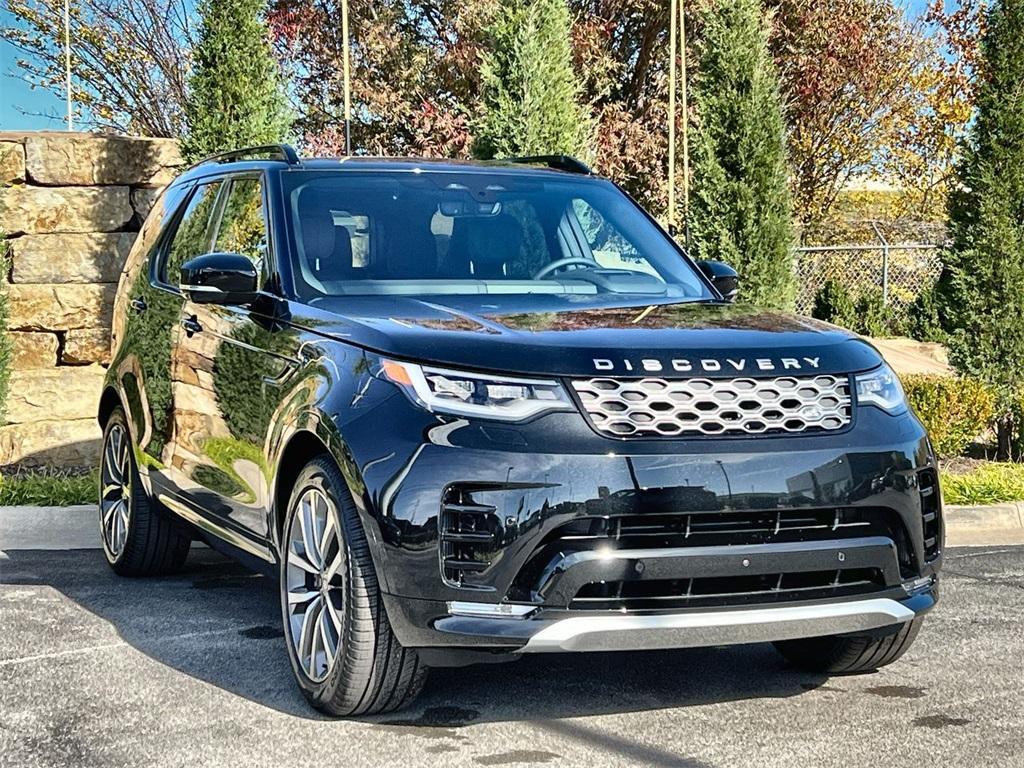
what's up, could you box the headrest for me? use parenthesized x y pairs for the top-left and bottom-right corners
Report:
(452, 214), (523, 278)
(300, 207), (337, 264)
(299, 206), (353, 281)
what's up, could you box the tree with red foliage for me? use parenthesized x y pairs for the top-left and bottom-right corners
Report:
(767, 0), (922, 229)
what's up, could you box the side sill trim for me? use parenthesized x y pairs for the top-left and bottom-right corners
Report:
(158, 493), (274, 563)
(521, 597), (915, 653)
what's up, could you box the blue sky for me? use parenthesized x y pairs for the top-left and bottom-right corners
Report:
(0, 0), (936, 132)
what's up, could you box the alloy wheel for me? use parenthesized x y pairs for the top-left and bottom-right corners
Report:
(100, 423), (131, 560)
(285, 487), (345, 683)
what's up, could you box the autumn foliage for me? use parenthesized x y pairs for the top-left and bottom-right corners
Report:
(2, 0), (984, 231)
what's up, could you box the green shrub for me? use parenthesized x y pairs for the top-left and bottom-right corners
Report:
(1005, 393), (1024, 461)
(855, 288), (891, 337)
(941, 463), (1024, 505)
(906, 283), (947, 343)
(902, 374), (995, 458)
(811, 279), (903, 336)
(812, 279), (856, 327)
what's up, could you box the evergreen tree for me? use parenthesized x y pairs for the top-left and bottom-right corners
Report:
(473, 0), (592, 160)
(687, 0), (794, 308)
(939, 0), (1024, 456)
(182, 0), (290, 162)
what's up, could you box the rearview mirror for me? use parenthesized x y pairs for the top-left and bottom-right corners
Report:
(180, 252), (258, 306)
(697, 260), (740, 303)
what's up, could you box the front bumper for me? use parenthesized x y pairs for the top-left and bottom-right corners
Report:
(438, 590), (936, 654)
(343, 390), (942, 651)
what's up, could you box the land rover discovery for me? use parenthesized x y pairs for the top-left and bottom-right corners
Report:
(97, 145), (941, 716)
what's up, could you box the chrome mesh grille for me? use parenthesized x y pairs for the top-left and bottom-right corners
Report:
(572, 375), (851, 437)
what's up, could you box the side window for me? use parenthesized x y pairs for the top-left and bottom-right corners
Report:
(160, 181), (222, 285)
(570, 198), (659, 277)
(214, 177), (270, 280)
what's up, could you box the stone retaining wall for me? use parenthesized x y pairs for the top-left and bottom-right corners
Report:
(0, 132), (181, 467)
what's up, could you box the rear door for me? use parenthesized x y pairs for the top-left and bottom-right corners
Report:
(167, 173), (295, 544)
(114, 179), (224, 500)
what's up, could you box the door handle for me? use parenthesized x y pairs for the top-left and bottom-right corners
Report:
(130, 297), (148, 313)
(181, 316), (203, 337)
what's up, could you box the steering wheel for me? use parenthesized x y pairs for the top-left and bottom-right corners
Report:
(533, 257), (600, 280)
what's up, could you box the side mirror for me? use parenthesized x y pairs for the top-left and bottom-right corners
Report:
(180, 252), (258, 305)
(698, 260), (740, 302)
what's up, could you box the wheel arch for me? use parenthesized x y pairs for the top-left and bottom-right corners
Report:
(268, 416), (392, 592)
(271, 429), (331, 540)
(97, 386), (124, 429)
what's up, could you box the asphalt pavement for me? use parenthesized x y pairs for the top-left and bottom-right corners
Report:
(1, 506), (1022, 768)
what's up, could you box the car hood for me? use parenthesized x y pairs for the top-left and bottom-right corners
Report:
(292, 296), (884, 377)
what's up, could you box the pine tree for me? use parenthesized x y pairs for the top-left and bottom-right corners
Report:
(939, 0), (1024, 456)
(473, 0), (592, 160)
(182, 0), (290, 162)
(687, 0), (794, 308)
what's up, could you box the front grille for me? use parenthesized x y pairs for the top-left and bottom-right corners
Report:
(572, 375), (851, 437)
(570, 568), (886, 610)
(919, 469), (941, 561)
(541, 507), (897, 550)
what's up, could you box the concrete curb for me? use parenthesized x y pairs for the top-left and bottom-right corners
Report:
(944, 502), (1024, 531)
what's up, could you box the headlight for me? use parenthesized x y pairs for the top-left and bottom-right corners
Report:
(855, 364), (907, 414)
(381, 360), (574, 421)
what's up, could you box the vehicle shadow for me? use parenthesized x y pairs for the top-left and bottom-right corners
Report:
(0, 546), (828, 724)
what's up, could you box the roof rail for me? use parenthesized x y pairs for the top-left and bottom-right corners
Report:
(186, 143), (301, 171)
(504, 154), (593, 175)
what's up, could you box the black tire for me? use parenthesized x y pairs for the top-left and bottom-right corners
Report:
(280, 455), (427, 717)
(774, 617), (923, 674)
(99, 407), (191, 576)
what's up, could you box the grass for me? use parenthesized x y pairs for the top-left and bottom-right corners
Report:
(0, 467), (99, 506)
(941, 462), (1024, 505)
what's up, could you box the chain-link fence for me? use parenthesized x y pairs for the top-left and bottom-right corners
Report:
(793, 235), (943, 324)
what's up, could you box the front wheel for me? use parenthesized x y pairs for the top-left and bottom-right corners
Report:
(279, 455), (427, 716)
(774, 617), (923, 674)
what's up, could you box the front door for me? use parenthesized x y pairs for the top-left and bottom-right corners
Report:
(167, 174), (293, 541)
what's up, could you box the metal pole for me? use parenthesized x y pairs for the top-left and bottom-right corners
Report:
(63, 0), (72, 131)
(667, 0), (677, 229)
(870, 221), (890, 305)
(341, 0), (352, 155)
(679, 0), (689, 219)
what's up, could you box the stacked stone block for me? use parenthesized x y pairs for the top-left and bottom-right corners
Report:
(0, 132), (181, 467)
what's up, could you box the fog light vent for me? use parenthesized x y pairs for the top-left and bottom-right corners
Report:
(918, 469), (941, 561)
(440, 488), (501, 589)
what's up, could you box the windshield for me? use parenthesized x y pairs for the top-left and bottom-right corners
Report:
(282, 169), (714, 304)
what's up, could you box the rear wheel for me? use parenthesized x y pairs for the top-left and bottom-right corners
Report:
(280, 455), (427, 716)
(774, 617), (923, 673)
(99, 407), (191, 576)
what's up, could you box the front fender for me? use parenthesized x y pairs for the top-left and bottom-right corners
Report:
(266, 344), (402, 594)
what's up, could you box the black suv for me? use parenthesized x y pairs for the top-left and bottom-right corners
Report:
(98, 145), (941, 716)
